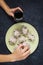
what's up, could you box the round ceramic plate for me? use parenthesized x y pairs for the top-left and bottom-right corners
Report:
(5, 22), (39, 54)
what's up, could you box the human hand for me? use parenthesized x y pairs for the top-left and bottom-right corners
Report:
(0, 0), (23, 18)
(6, 7), (23, 18)
(10, 44), (30, 62)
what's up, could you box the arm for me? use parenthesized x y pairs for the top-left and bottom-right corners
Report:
(0, 0), (23, 17)
(0, 0), (10, 12)
(0, 54), (13, 62)
(0, 44), (30, 62)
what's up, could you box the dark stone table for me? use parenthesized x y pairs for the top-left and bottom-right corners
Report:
(0, 0), (43, 65)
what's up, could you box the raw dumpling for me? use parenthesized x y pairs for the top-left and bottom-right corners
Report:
(28, 33), (35, 41)
(18, 36), (26, 43)
(9, 36), (17, 45)
(22, 41), (30, 49)
(22, 26), (28, 35)
(14, 30), (20, 38)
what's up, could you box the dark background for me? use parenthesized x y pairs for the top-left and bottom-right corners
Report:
(0, 0), (43, 65)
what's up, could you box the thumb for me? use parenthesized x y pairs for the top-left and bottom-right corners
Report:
(18, 44), (24, 49)
(10, 13), (14, 18)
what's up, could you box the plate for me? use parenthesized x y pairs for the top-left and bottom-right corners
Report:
(5, 22), (39, 54)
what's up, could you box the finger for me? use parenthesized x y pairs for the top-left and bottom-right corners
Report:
(23, 53), (30, 60)
(22, 46), (29, 53)
(17, 7), (23, 12)
(21, 50), (30, 60)
(11, 7), (23, 12)
(18, 44), (24, 49)
(23, 50), (30, 56)
(10, 13), (14, 17)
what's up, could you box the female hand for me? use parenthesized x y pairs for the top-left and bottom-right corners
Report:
(10, 44), (30, 62)
(6, 7), (23, 18)
(0, 0), (23, 17)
